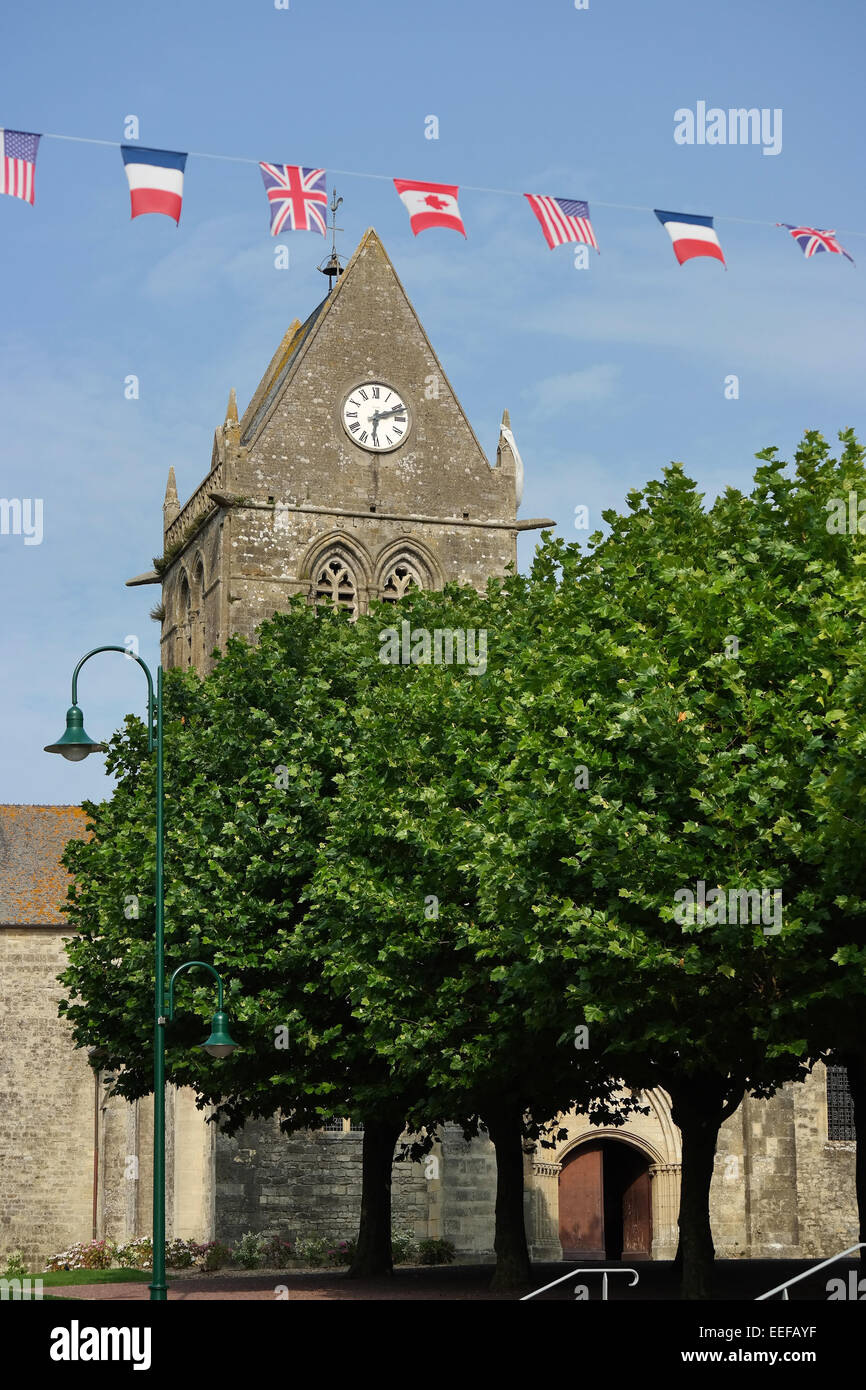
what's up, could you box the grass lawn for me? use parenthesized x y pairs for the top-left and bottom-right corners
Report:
(37, 1269), (156, 1287)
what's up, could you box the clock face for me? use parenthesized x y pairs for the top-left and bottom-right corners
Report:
(341, 382), (410, 452)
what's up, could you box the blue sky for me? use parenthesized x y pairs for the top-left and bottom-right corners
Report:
(2, 0), (864, 805)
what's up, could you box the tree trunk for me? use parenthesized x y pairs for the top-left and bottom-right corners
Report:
(839, 1053), (866, 1273)
(485, 1104), (532, 1291)
(346, 1115), (403, 1278)
(668, 1075), (737, 1300)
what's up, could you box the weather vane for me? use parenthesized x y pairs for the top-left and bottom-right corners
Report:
(318, 188), (346, 290)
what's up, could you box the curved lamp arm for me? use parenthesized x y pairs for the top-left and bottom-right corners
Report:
(167, 960), (224, 1021)
(71, 645), (156, 752)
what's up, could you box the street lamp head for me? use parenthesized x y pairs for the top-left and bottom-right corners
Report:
(44, 705), (106, 761)
(202, 1010), (238, 1059)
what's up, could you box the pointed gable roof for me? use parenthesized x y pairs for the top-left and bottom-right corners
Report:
(237, 228), (491, 468)
(239, 302), (328, 446)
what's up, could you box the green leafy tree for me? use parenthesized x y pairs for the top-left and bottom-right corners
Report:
(59, 601), (438, 1278)
(748, 430), (866, 1264)
(311, 430), (866, 1298)
(59, 429), (866, 1299)
(60, 584), (640, 1290)
(461, 431), (866, 1297)
(302, 582), (643, 1287)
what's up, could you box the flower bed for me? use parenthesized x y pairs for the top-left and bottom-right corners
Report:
(42, 1230), (436, 1274)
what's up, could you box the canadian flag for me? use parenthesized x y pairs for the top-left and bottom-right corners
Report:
(393, 178), (466, 237)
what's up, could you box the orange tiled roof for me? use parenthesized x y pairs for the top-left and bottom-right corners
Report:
(0, 805), (89, 926)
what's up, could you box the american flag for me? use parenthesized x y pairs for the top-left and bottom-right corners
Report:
(778, 223), (854, 264)
(258, 164), (328, 236)
(525, 194), (598, 251)
(0, 129), (40, 205)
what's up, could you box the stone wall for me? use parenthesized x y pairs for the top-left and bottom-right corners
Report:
(711, 1069), (858, 1260)
(95, 1085), (214, 1252)
(436, 1124), (498, 1259)
(161, 511), (225, 672)
(793, 1065), (858, 1258)
(214, 1118), (430, 1247)
(0, 928), (94, 1268)
(740, 1087), (801, 1258)
(710, 1104), (749, 1258)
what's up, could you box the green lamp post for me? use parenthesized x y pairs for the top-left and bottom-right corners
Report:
(45, 647), (238, 1301)
(167, 960), (238, 1057)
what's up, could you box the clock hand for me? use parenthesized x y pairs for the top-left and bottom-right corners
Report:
(376, 405), (405, 421)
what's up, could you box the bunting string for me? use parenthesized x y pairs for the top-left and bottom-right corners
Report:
(0, 126), (861, 269)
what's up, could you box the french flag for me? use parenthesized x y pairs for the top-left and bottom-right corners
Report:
(654, 209), (725, 267)
(120, 145), (187, 224)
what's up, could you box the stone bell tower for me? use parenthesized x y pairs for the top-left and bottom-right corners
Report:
(127, 227), (551, 670)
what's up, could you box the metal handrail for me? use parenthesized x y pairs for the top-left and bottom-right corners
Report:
(755, 1243), (866, 1300)
(521, 1266), (639, 1301)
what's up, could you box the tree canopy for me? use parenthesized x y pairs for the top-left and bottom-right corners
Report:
(60, 428), (866, 1295)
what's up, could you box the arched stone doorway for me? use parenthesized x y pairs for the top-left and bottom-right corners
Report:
(558, 1138), (653, 1260)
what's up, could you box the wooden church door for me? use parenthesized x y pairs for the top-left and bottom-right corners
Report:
(558, 1142), (605, 1259)
(559, 1140), (653, 1260)
(621, 1164), (652, 1258)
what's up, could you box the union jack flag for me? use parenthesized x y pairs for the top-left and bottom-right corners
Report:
(525, 194), (599, 251)
(777, 223), (854, 264)
(259, 164), (328, 236)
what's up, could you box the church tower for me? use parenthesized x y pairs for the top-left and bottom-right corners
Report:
(128, 228), (550, 669)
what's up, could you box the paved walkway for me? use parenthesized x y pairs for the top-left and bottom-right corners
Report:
(45, 1258), (859, 1301)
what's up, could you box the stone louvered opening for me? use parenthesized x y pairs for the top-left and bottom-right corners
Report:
(381, 561), (423, 603)
(315, 556), (358, 618)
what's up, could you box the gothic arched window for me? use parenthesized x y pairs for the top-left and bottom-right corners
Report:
(192, 558), (206, 667)
(381, 560), (423, 603)
(315, 555), (358, 618)
(178, 574), (192, 667)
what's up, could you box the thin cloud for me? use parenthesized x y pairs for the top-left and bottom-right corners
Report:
(530, 364), (620, 412)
